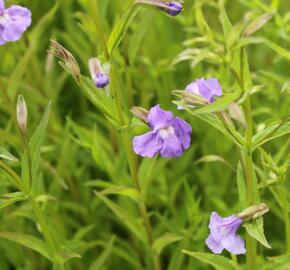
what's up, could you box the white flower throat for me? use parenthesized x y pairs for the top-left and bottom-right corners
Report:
(0, 11), (9, 24)
(159, 125), (175, 139)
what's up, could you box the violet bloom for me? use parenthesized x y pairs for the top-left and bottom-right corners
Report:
(0, 0), (31, 45)
(164, 2), (183, 16)
(178, 78), (222, 110)
(205, 212), (246, 255)
(133, 105), (192, 157)
(88, 58), (110, 88)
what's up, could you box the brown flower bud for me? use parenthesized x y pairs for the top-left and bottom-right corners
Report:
(130, 106), (149, 123)
(49, 40), (80, 80)
(237, 203), (269, 221)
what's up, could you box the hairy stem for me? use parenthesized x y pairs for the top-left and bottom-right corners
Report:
(91, 2), (161, 269)
(280, 187), (290, 253)
(240, 48), (255, 270)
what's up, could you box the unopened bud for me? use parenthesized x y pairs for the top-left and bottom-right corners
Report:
(136, 0), (183, 17)
(130, 106), (149, 122)
(49, 40), (80, 80)
(16, 95), (27, 134)
(88, 58), (110, 88)
(237, 203), (269, 221)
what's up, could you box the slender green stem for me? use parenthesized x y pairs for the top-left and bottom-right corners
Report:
(240, 48), (255, 270)
(91, 2), (161, 269)
(21, 132), (33, 190)
(30, 198), (58, 254)
(280, 187), (290, 253)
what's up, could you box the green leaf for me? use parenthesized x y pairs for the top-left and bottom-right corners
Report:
(263, 255), (290, 270)
(89, 236), (115, 270)
(193, 91), (242, 114)
(29, 102), (51, 181)
(94, 192), (146, 243)
(173, 101), (245, 148)
(182, 250), (238, 270)
(107, 5), (140, 55)
(0, 232), (52, 261)
(0, 192), (27, 210)
(237, 162), (247, 208)
(195, 155), (234, 170)
(100, 186), (141, 203)
(79, 76), (119, 124)
(244, 12), (274, 37)
(153, 233), (183, 256)
(244, 218), (271, 249)
(252, 119), (290, 149)
(261, 38), (290, 61)
(0, 147), (18, 162)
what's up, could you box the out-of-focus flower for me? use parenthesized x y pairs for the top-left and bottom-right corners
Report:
(88, 58), (110, 88)
(136, 0), (183, 17)
(49, 40), (80, 80)
(178, 78), (222, 110)
(164, 2), (183, 16)
(133, 105), (191, 157)
(205, 212), (246, 255)
(0, 0), (31, 45)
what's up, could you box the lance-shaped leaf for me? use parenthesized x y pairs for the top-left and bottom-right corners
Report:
(0, 232), (53, 261)
(244, 218), (271, 249)
(182, 250), (238, 270)
(0, 147), (18, 162)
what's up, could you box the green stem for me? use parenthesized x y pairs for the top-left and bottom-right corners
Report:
(91, 2), (160, 269)
(30, 198), (58, 255)
(280, 187), (290, 253)
(240, 48), (255, 270)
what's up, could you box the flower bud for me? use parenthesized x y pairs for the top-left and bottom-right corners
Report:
(130, 106), (149, 122)
(49, 40), (80, 80)
(136, 0), (183, 17)
(16, 95), (27, 134)
(164, 2), (183, 16)
(88, 58), (110, 88)
(237, 203), (269, 221)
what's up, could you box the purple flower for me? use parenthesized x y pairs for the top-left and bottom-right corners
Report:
(0, 0), (31, 45)
(133, 105), (192, 157)
(94, 73), (110, 88)
(205, 212), (246, 255)
(164, 2), (183, 16)
(180, 78), (222, 108)
(88, 57), (110, 88)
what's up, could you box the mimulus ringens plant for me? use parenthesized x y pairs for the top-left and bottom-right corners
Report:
(133, 105), (192, 157)
(88, 58), (110, 88)
(0, 0), (31, 45)
(206, 212), (246, 255)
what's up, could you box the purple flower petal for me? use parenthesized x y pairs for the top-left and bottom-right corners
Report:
(205, 235), (224, 254)
(160, 134), (183, 157)
(0, 0), (4, 11)
(0, 27), (5, 45)
(147, 105), (173, 130)
(185, 82), (200, 95)
(133, 131), (163, 157)
(196, 78), (222, 103)
(172, 117), (192, 149)
(222, 235), (246, 255)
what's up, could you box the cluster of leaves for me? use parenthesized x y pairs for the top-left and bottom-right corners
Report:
(0, 0), (289, 269)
